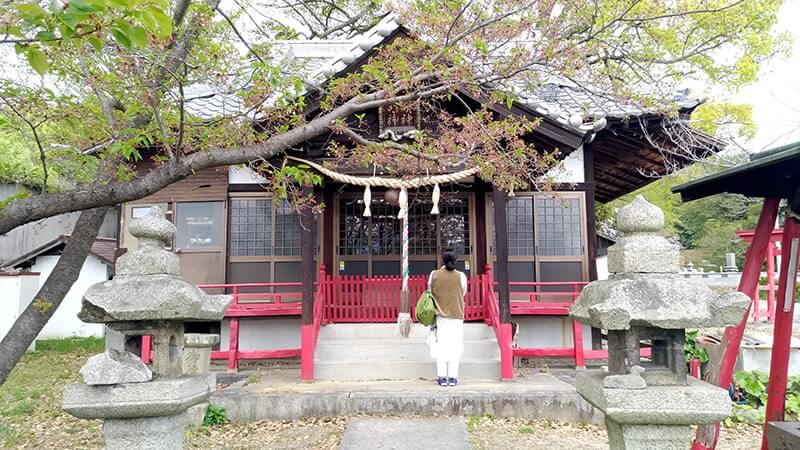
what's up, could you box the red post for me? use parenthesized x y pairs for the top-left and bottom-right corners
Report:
(766, 243), (776, 321)
(140, 335), (152, 364)
(692, 198), (780, 450)
(483, 265), (493, 324)
(572, 320), (585, 369)
(499, 322), (514, 380)
(761, 216), (800, 449)
(300, 324), (314, 381)
(690, 358), (701, 379)
(319, 265), (328, 325)
(227, 318), (240, 372)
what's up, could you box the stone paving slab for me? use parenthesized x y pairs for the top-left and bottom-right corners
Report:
(340, 417), (471, 450)
(211, 370), (602, 424)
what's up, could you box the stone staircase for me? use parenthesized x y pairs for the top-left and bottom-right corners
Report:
(313, 323), (501, 381)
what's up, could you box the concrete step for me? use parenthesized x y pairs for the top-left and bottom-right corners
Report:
(318, 323), (495, 341)
(314, 339), (500, 361)
(313, 359), (501, 381)
(211, 374), (602, 424)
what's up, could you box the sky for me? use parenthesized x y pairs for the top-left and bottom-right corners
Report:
(733, 0), (800, 152)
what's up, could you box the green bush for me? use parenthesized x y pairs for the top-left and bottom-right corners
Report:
(202, 405), (228, 427)
(684, 330), (709, 363)
(724, 370), (800, 426)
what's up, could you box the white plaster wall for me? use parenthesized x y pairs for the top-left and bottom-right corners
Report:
(547, 145), (585, 183)
(0, 274), (42, 350)
(596, 256), (609, 280)
(514, 316), (592, 350)
(220, 317), (301, 351)
(228, 166), (268, 185)
(29, 255), (107, 339)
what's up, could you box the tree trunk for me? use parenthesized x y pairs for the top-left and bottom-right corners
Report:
(0, 207), (107, 386)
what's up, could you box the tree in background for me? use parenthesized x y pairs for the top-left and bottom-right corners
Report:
(0, 0), (788, 384)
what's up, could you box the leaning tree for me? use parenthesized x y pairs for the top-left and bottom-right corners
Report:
(0, 0), (787, 384)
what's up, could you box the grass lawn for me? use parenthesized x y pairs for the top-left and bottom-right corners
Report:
(0, 337), (104, 449)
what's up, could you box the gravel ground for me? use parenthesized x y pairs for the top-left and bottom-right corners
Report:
(186, 417), (347, 449)
(469, 416), (763, 450)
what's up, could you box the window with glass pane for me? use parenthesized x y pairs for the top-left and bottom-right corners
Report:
(274, 200), (302, 256)
(370, 200), (400, 255)
(175, 202), (224, 249)
(536, 197), (582, 256)
(229, 199), (271, 256)
(440, 197), (470, 255)
(131, 206), (152, 219)
(409, 199), (436, 255)
(505, 197), (535, 256)
(339, 198), (369, 255)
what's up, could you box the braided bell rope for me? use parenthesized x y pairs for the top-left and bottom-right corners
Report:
(286, 156), (479, 189)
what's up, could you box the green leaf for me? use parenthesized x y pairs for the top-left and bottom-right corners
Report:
(142, 6), (172, 38)
(57, 11), (80, 30)
(26, 47), (50, 75)
(108, 0), (130, 9)
(87, 36), (103, 52)
(128, 25), (148, 48)
(35, 31), (58, 42)
(15, 3), (47, 21)
(110, 27), (132, 50)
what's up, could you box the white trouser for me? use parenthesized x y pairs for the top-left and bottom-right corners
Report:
(436, 358), (459, 378)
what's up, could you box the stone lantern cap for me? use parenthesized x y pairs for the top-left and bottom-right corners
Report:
(79, 207), (231, 323)
(570, 195), (750, 330)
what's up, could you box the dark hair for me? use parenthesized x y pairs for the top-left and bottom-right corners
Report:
(442, 250), (457, 271)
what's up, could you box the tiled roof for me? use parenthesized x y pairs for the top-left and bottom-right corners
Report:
(1, 236), (117, 270)
(183, 13), (701, 134)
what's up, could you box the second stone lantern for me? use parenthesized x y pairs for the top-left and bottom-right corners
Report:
(569, 195), (751, 449)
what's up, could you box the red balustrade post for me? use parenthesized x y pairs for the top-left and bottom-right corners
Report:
(227, 318), (240, 372)
(572, 319), (585, 369)
(483, 265), (493, 324)
(319, 264), (328, 325)
(300, 324), (314, 381)
(690, 358), (701, 379)
(140, 335), (152, 364)
(499, 323), (514, 380)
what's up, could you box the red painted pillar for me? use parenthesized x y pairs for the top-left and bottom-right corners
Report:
(692, 198), (780, 450)
(761, 215), (800, 449)
(766, 243), (776, 321)
(483, 264), (493, 325)
(572, 320), (585, 369)
(141, 335), (152, 364)
(227, 318), (239, 372)
(690, 358), (701, 379)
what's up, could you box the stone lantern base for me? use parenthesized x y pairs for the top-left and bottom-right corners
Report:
(576, 371), (732, 450)
(63, 375), (214, 450)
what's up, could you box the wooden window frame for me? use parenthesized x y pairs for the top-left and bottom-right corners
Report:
(227, 192), (321, 284)
(334, 191), (476, 276)
(485, 191), (589, 282)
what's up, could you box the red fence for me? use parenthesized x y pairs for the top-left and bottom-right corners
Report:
(322, 274), (484, 323)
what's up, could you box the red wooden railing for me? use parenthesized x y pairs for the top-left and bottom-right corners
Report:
(323, 274), (484, 323)
(202, 281), (303, 371)
(301, 266), (328, 380)
(482, 266), (514, 379)
(138, 267), (617, 378)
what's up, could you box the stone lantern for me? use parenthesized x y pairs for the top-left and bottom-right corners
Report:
(62, 207), (231, 450)
(570, 196), (751, 449)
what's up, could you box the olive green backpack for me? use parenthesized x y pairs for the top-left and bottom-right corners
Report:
(415, 290), (437, 326)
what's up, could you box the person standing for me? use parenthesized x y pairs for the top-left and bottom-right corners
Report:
(428, 250), (467, 387)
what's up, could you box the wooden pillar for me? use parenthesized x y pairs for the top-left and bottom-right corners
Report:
(301, 186), (316, 325)
(475, 184), (488, 272)
(492, 186), (511, 324)
(583, 141), (603, 350)
(322, 188), (335, 272)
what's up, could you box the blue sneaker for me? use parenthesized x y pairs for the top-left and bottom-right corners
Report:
(448, 377), (458, 387)
(437, 377), (448, 387)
